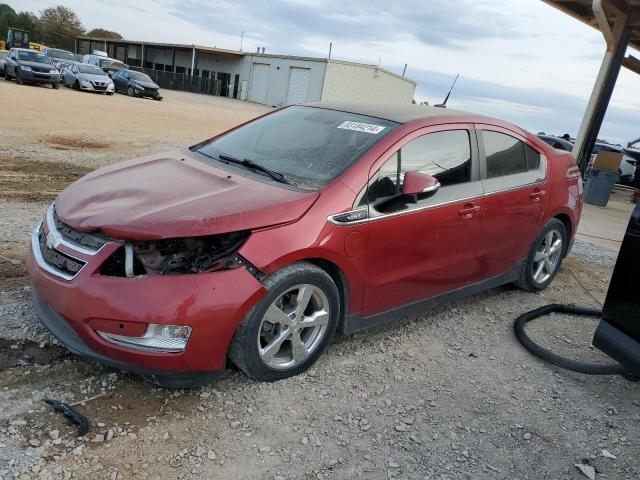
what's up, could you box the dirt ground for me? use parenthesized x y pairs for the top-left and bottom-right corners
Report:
(0, 80), (638, 480)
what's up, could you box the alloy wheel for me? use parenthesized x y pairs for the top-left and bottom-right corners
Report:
(532, 230), (563, 284)
(257, 284), (330, 370)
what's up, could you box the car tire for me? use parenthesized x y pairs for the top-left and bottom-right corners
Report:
(228, 262), (340, 382)
(107, 92), (114, 95)
(74, 80), (80, 90)
(127, 86), (137, 97)
(515, 218), (567, 292)
(53, 83), (60, 90)
(15, 71), (23, 85)
(4, 70), (10, 81)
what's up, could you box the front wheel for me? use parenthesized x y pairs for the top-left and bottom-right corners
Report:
(515, 218), (567, 292)
(127, 86), (137, 97)
(229, 262), (340, 381)
(15, 71), (23, 85)
(53, 83), (60, 90)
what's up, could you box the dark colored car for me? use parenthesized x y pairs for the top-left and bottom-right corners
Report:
(112, 69), (162, 100)
(4, 48), (60, 88)
(28, 104), (582, 387)
(537, 134), (574, 152)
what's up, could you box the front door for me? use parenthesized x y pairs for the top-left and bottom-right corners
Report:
(475, 126), (548, 279)
(362, 125), (485, 317)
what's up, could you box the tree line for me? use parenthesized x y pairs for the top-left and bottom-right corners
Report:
(0, 3), (123, 51)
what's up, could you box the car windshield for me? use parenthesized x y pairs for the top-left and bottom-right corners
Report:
(78, 64), (105, 74)
(101, 59), (127, 70)
(129, 71), (153, 82)
(17, 51), (51, 63)
(48, 49), (75, 61)
(195, 106), (398, 189)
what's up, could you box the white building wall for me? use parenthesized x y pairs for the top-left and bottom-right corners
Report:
(244, 55), (326, 107)
(321, 60), (415, 103)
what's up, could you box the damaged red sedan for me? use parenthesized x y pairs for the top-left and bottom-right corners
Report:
(28, 103), (583, 387)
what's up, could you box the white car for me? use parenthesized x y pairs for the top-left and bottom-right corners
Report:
(62, 63), (115, 94)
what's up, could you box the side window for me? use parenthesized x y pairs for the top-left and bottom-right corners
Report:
(525, 144), (540, 170)
(366, 130), (472, 212)
(483, 131), (527, 178)
(400, 130), (471, 187)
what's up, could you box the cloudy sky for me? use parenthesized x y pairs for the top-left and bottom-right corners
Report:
(16, 0), (640, 144)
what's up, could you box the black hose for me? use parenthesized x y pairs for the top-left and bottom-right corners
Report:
(514, 303), (628, 375)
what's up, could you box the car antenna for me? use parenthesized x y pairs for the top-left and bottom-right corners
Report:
(435, 74), (459, 108)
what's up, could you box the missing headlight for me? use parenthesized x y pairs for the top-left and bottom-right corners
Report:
(101, 231), (250, 277)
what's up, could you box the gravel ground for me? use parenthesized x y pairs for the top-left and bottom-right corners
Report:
(0, 80), (638, 480)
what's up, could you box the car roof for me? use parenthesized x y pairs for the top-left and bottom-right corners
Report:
(304, 102), (504, 125)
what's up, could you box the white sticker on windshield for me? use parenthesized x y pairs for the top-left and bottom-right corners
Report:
(337, 121), (386, 134)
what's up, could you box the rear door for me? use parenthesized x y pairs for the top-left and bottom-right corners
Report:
(476, 126), (548, 278)
(362, 124), (484, 317)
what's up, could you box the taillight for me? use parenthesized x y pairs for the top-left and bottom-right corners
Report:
(566, 164), (582, 180)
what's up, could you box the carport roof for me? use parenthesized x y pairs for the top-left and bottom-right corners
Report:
(543, 0), (640, 52)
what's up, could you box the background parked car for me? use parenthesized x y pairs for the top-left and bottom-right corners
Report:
(112, 69), (162, 100)
(42, 47), (78, 72)
(0, 50), (7, 75)
(4, 48), (60, 88)
(622, 146), (640, 187)
(537, 134), (574, 152)
(62, 63), (115, 94)
(82, 54), (128, 77)
(591, 142), (636, 183)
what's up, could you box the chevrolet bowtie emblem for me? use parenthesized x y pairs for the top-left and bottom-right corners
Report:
(45, 232), (55, 250)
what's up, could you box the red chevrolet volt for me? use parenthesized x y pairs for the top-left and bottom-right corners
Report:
(28, 103), (583, 387)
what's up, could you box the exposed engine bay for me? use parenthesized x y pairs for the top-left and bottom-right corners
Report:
(101, 231), (250, 277)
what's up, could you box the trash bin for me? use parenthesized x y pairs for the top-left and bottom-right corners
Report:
(584, 168), (619, 207)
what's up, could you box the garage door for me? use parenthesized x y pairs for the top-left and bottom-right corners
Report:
(249, 63), (270, 104)
(286, 67), (311, 105)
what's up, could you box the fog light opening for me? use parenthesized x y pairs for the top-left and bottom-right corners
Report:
(97, 324), (192, 353)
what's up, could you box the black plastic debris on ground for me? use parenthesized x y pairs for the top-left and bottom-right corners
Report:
(45, 399), (90, 436)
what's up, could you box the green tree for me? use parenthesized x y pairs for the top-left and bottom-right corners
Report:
(0, 3), (17, 42)
(86, 28), (122, 40)
(38, 5), (85, 50)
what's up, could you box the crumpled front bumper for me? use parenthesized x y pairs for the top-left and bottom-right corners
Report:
(27, 211), (267, 384)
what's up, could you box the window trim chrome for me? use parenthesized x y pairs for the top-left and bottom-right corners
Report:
(31, 222), (86, 281)
(328, 179), (546, 226)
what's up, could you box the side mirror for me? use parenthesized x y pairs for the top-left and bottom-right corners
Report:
(402, 171), (441, 196)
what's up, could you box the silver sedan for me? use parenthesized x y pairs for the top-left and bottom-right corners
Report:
(62, 63), (115, 94)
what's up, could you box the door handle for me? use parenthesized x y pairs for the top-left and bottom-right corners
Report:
(458, 204), (481, 219)
(530, 189), (546, 202)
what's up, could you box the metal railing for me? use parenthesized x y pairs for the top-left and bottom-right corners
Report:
(129, 67), (231, 97)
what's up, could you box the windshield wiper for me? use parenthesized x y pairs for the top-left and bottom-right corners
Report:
(218, 154), (289, 184)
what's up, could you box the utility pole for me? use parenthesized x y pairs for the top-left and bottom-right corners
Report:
(328, 42), (332, 60)
(240, 31), (244, 52)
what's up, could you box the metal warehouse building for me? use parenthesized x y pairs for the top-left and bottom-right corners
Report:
(75, 37), (416, 106)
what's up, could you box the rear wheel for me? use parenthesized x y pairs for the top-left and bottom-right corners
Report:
(229, 262), (339, 381)
(515, 218), (567, 292)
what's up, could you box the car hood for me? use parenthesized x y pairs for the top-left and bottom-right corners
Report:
(78, 72), (110, 82)
(54, 150), (320, 240)
(135, 80), (159, 89)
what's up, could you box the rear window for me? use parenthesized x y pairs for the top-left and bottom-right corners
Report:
(195, 106), (398, 189)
